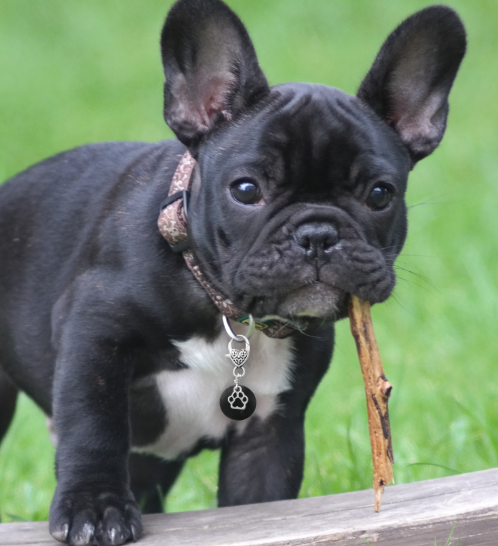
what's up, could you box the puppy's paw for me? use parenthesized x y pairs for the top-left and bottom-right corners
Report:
(49, 486), (142, 545)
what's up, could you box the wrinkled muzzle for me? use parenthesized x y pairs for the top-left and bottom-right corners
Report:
(229, 205), (396, 321)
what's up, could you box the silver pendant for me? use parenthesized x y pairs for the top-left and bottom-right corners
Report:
(220, 384), (256, 420)
(228, 384), (249, 410)
(220, 317), (257, 421)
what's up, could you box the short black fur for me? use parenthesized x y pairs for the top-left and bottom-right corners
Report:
(0, 2), (465, 545)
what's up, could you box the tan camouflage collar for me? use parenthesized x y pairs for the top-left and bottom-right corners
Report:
(158, 151), (294, 339)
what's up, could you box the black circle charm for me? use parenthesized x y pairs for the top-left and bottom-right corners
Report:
(219, 385), (256, 421)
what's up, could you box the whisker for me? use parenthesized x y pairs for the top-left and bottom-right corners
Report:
(387, 291), (421, 320)
(394, 265), (432, 284)
(407, 193), (453, 209)
(395, 275), (437, 294)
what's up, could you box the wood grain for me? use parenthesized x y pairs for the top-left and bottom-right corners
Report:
(2, 469), (498, 545)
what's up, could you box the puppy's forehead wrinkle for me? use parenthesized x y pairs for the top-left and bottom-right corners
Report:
(203, 84), (406, 196)
(251, 87), (402, 191)
(270, 88), (314, 118)
(348, 152), (404, 188)
(267, 84), (371, 136)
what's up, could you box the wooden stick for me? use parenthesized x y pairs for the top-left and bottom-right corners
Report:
(349, 295), (394, 511)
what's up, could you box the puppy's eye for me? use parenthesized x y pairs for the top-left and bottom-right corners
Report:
(366, 184), (394, 211)
(230, 179), (262, 205)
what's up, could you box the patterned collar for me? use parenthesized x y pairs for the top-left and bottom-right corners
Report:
(157, 151), (294, 339)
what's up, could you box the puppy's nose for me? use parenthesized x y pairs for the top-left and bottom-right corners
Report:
(294, 222), (339, 260)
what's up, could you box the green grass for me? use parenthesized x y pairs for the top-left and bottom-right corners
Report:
(435, 526), (457, 546)
(1, 0), (498, 527)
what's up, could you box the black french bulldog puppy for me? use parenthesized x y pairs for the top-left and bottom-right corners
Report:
(0, 1), (465, 544)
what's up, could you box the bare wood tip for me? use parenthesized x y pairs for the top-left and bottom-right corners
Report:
(374, 487), (383, 512)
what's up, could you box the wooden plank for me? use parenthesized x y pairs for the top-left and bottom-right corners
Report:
(2, 468), (498, 545)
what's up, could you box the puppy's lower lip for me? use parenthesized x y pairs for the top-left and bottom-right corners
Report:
(276, 282), (345, 320)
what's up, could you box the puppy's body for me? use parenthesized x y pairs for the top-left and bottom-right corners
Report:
(0, 1), (465, 545)
(0, 136), (333, 514)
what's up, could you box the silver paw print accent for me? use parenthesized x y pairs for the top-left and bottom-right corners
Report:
(228, 385), (249, 410)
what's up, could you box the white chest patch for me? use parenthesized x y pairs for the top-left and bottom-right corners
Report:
(138, 329), (294, 460)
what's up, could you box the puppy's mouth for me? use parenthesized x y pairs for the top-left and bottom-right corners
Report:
(256, 282), (350, 329)
(222, 223), (397, 328)
(276, 282), (346, 319)
(232, 260), (395, 328)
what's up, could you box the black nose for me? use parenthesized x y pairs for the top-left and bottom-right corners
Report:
(294, 222), (339, 260)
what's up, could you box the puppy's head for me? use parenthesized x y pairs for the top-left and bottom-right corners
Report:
(160, 0), (466, 327)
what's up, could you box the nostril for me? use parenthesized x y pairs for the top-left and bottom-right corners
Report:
(295, 230), (311, 249)
(322, 229), (339, 250)
(294, 222), (339, 257)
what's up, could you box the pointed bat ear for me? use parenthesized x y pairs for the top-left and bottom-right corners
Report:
(160, 0), (269, 149)
(358, 6), (466, 164)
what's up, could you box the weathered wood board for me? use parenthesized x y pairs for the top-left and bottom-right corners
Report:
(2, 468), (498, 545)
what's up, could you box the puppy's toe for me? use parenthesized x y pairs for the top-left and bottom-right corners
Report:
(71, 521), (96, 546)
(50, 522), (69, 543)
(101, 504), (142, 545)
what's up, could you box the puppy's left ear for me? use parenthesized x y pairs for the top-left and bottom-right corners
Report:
(161, 0), (269, 148)
(358, 6), (466, 164)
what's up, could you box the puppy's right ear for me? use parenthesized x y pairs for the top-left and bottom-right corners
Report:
(161, 0), (269, 148)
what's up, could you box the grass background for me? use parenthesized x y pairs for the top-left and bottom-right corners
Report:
(1, 0), (497, 525)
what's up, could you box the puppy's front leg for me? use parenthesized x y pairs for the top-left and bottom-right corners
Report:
(218, 413), (305, 506)
(49, 311), (142, 545)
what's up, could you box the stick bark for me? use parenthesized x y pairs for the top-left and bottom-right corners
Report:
(349, 295), (394, 511)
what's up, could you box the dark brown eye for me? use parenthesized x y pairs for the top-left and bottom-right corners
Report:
(366, 184), (394, 211)
(230, 179), (261, 205)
